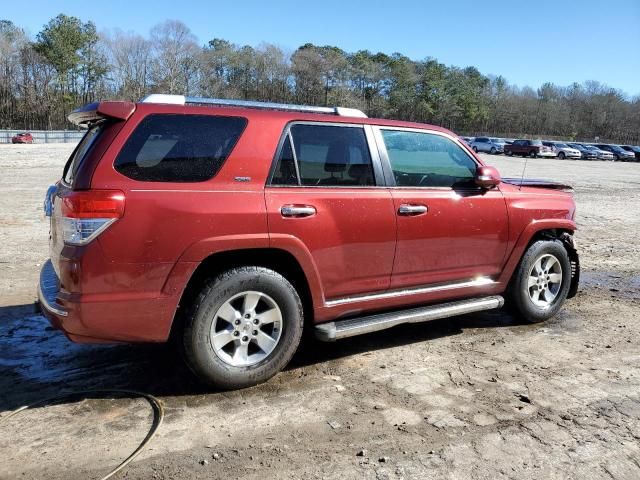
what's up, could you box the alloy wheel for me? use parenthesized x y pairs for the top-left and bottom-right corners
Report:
(527, 254), (563, 308)
(209, 291), (283, 367)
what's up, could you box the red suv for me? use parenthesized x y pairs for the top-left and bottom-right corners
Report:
(39, 95), (580, 389)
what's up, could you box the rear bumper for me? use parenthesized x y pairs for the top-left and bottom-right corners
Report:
(38, 259), (177, 343)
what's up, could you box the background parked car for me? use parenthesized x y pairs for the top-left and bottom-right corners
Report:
(11, 132), (33, 144)
(546, 141), (582, 160)
(620, 145), (640, 162)
(567, 143), (598, 160)
(503, 139), (555, 157)
(583, 145), (615, 161)
(470, 136), (506, 154)
(594, 144), (635, 161)
(460, 136), (474, 145)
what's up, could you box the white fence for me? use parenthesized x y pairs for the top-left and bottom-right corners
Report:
(0, 129), (84, 144)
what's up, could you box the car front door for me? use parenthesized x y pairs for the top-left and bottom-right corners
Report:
(374, 127), (509, 289)
(265, 122), (396, 301)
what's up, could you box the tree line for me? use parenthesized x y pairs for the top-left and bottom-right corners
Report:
(1, 15), (638, 143)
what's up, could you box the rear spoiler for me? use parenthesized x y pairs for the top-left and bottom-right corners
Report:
(68, 101), (136, 127)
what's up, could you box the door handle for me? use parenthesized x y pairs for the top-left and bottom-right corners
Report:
(398, 204), (428, 216)
(281, 205), (317, 217)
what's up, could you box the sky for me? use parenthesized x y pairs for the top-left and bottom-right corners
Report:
(4, 0), (640, 96)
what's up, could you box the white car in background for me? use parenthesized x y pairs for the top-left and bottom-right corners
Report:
(550, 142), (582, 160)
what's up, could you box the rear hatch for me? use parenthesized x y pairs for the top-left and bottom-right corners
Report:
(46, 101), (135, 277)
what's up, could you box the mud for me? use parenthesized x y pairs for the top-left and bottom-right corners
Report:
(0, 144), (638, 479)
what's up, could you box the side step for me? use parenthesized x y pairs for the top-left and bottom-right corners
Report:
(315, 296), (504, 341)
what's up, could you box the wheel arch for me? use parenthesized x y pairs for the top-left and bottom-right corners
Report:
(168, 247), (317, 341)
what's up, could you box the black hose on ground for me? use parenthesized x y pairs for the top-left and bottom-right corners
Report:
(0, 389), (164, 480)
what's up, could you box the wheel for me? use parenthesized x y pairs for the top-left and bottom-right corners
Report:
(558, 152), (565, 160)
(506, 150), (513, 156)
(509, 240), (571, 323)
(473, 146), (479, 153)
(490, 147), (496, 154)
(529, 151), (537, 158)
(182, 266), (304, 389)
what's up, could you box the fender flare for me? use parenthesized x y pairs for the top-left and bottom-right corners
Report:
(498, 219), (577, 286)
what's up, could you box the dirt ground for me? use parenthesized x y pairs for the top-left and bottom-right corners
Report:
(0, 143), (639, 480)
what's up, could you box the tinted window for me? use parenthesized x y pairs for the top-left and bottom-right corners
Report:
(114, 114), (247, 182)
(63, 124), (103, 184)
(272, 124), (375, 186)
(531, 140), (542, 146)
(271, 135), (298, 185)
(381, 130), (477, 188)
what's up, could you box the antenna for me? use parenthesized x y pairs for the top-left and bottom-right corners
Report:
(519, 155), (529, 191)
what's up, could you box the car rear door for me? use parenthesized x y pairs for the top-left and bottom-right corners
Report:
(265, 122), (396, 301)
(373, 127), (509, 289)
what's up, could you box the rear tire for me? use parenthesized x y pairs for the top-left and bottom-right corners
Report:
(509, 240), (571, 323)
(558, 152), (565, 159)
(529, 151), (537, 158)
(490, 147), (496, 154)
(473, 146), (479, 153)
(506, 150), (513, 156)
(182, 266), (303, 389)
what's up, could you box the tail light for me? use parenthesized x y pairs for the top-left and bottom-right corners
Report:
(60, 190), (125, 245)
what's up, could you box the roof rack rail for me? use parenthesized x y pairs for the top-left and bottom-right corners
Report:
(140, 94), (367, 118)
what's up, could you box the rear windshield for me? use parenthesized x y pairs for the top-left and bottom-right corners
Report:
(555, 143), (569, 148)
(531, 140), (543, 146)
(62, 124), (104, 185)
(114, 114), (247, 182)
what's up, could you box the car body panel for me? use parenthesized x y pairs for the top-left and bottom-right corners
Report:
(39, 100), (579, 343)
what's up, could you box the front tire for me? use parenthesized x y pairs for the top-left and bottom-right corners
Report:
(509, 240), (571, 323)
(473, 146), (479, 153)
(490, 147), (497, 154)
(529, 151), (537, 158)
(183, 267), (304, 389)
(558, 152), (565, 159)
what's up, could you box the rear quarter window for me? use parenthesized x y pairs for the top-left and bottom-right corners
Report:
(114, 114), (247, 182)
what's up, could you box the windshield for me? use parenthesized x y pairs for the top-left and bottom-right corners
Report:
(490, 138), (503, 143)
(555, 143), (569, 148)
(62, 124), (104, 185)
(609, 145), (624, 152)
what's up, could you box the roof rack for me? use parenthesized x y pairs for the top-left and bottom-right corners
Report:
(140, 94), (367, 118)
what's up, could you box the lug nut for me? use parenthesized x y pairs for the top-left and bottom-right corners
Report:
(253, 319), (259, 325)
(234, 319), (241, 325)
(244, 314), (251, 319)
(242, 336), (249, 342)
(233, 331), (239, 337)
(252, 330), (258, 336)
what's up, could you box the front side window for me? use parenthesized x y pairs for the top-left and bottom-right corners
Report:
(271, 124), (375, 187)
(381, 130), (477, 188)
(114, 114), (247, 182)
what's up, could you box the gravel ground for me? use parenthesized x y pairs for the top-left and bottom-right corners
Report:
(0, 144), (639, 480)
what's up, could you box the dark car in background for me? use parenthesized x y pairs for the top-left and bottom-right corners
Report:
(567, 143), (598, 160)
(594, 144), (635, 161)
(504, 139), (555, 158)
(620, 145), (640, 162)
(11, 132), (33, 144)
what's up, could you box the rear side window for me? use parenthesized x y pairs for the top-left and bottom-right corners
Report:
(63, 124), (104, 185)
(271, 124), (375, 187)
(114, 114), (247, 182)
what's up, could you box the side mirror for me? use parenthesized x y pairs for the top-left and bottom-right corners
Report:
(475, 165), (501, 189)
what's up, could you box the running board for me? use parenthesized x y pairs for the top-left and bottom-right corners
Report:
(315, 296), (504, 341)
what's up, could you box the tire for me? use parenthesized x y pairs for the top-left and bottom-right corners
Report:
(182, 266), (304, 389)
(506, 150), (513, 156)
(473, 146), (479, 153)
(509, 240), (572, 323)
(490, 147), (496, 154)
(529, 151), (537, 158)
(558, 152), (565, 160)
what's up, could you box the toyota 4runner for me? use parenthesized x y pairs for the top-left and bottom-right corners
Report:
(39, 95), (580, 389)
